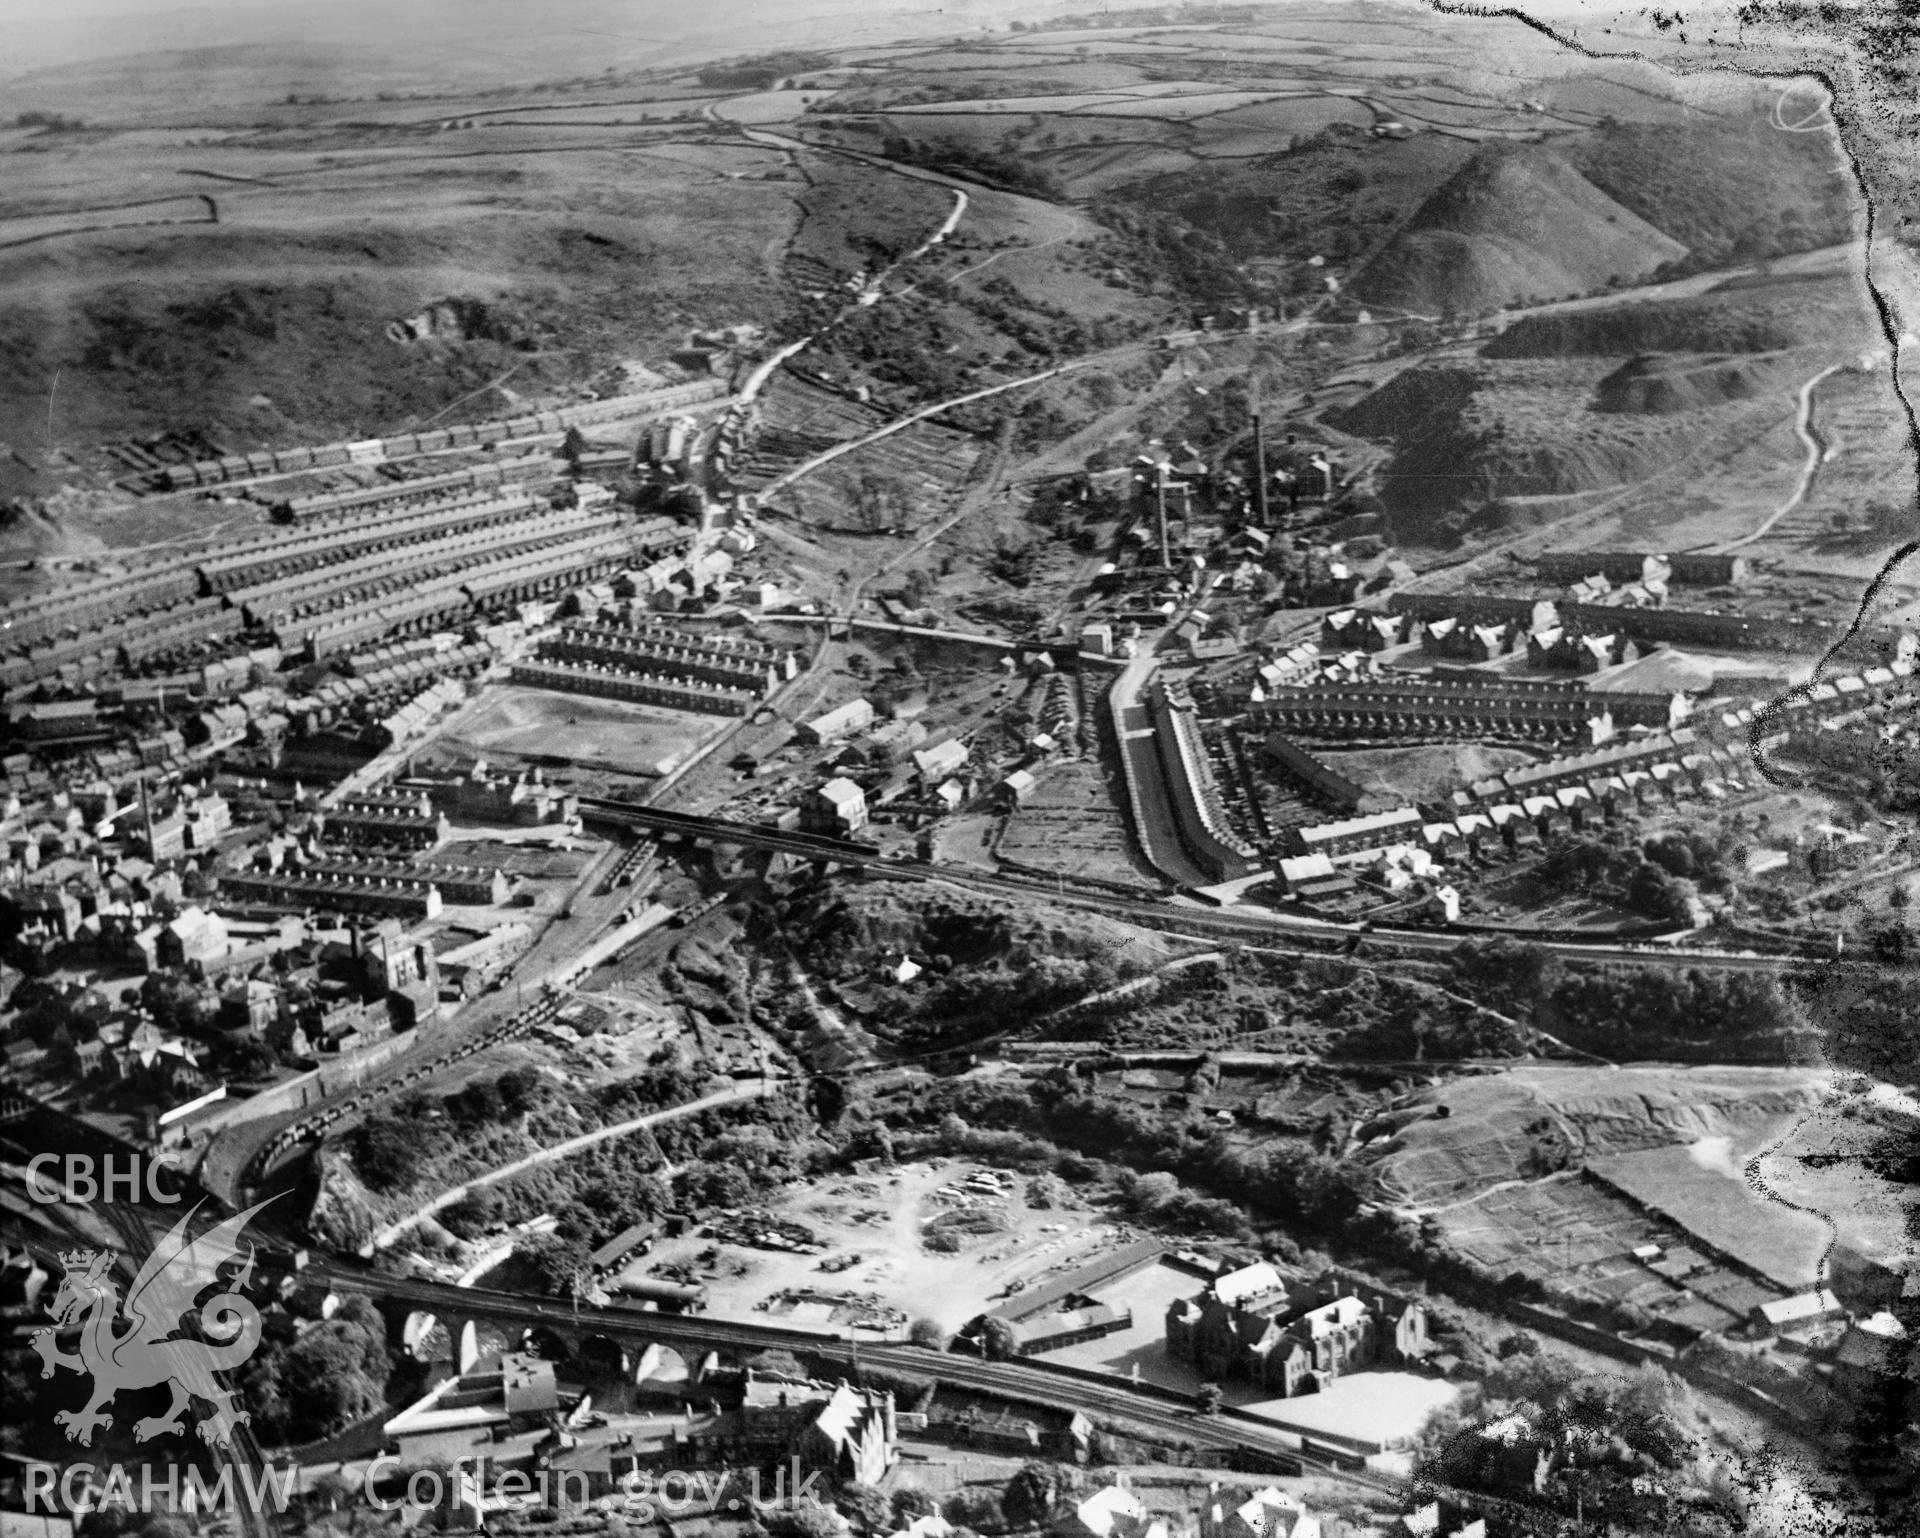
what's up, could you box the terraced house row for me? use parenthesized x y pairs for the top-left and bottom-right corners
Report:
(1, 561), (202, 651)
(233, 506), (631, 631)
(279, 642), (496, 731)
(507, 658), (761, 717)
(200, 486), (552, 594)
(318, 792), (450, 852)
(271, 456), (563, 524)
(1249, 675), (1690, 741)
(539, 620), (799, 696)
(1385, 591), (1875, 657)
(287, 525), (667, 659)
(3, 497), (686, 694)
(1150, 675), (1265, 882)
(1, 598), (246, 692)
(155, 376), (728, 492)
(220, 856), (511, 920)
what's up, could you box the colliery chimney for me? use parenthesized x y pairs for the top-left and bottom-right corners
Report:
(1251, 383), (1270, 528)
(1155, 461), (1171, 568)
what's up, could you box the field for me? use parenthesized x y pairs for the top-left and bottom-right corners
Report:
(1314, 743), (1537, 805)
(441, 684), (729, 777)
(1365, 1064), (1920, 1337)
(1367, 1066), (1830, 1210)
(1585, 1143), (1830, 1292)
(0, 121), (798, 502)
(620, 1157), (1144, 1334)
(994, 759), (1154, 888)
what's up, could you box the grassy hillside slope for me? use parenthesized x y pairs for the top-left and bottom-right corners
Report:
(1351, 145), (1686, 316)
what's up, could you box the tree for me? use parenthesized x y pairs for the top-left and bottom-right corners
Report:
(521, 1232), (593, 1298)
(1196, 1382), (1224, 1416)
(979, 1316), (1018, 1361)
(835, 1483), (893, 1534)
(891, 1489), (940, 1525)
(766, 1502), (848, 1538)
(243, 1303), (391, 1443)
(944, 1490), (1004, 1533)
(747, 1348), (808, 1380)
(908, 1317), (949, 1350)
(1001, 1463), (1084, 1529)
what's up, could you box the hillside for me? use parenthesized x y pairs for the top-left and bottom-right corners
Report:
(1350, 144), (1686, 316)
(1363, 1065), (1827, 1208)
(1481, 274), (1873, 358)
(1591, 351), (1803, 415)
(1561, 109), (1859, 271)
(1324, 356), (1798, 539)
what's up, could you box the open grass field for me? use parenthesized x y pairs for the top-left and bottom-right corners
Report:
(0, 124), (797, 499)
(1315, 743), (1536, 805)
(442, 684), (729, 777)
(1585, 1143), (1831, 1292)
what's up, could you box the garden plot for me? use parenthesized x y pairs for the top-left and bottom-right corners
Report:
(995, 761), (1153, 888)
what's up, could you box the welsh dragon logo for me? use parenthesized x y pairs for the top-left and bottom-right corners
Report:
(30, 1198), (277, 1450)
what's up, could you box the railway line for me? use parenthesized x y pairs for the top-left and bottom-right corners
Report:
(289, 1262), (1403, 1493)
(575, 797), (1820, 970)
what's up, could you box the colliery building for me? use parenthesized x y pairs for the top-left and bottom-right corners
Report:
(508, 659), (757, 716)
(1149, 676), (1263, 882)
(1250, 676), (1688, 740)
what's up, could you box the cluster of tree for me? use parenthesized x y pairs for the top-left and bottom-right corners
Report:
(695, 50), (834, 89)
(1448, 937), (1810, 1062)
(351, 1068), (546, 1193)
(1567, 113), (1856, 278)
(1414, 1354), (1726, 1530)
(1090, 201), (1254, 311)
(1787, 959), (1920, 1090)
(987, 537), (1040, 588)
(898, 1076), (1367, 1240)
(16, 110), (86, 132)
(1535, 830), (1709, 923)
(877, 134), (1063, 200)
(1783, 716), (1920, 814)
(655, 1099), (837, 1212)
(240, 1294), (391, 1445)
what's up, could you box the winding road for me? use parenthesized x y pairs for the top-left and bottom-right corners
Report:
(1717, 362), (1843, 552)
